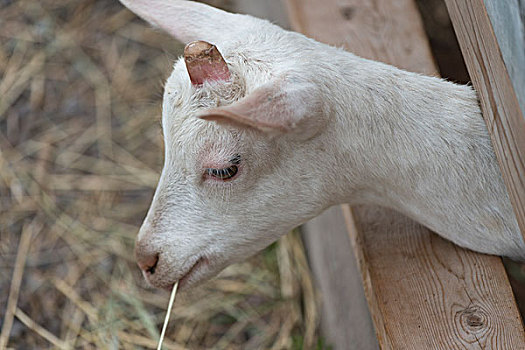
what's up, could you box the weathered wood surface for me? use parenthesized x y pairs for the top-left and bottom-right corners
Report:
(233, 0), (380, 348)
(483, 0), (525, 112)
(284, 0), (525, 348)
(444, 0), (525, 242)
(233, 2), (379, 348)
(344, 206), (525, 349)
(301, 206), (378, 350)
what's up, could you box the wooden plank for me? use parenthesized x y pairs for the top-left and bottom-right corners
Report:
(234, 2), (379, 348)
(302, 206), (378, 350)
(444, 0), (525, 241)
(234, 0), (380, 348)
(483, 0), (525, 112)
(343, 206), (525, 349)
(284, 0), (525, 348)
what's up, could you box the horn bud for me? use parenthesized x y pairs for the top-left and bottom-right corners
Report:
(184, 41), (231, 85)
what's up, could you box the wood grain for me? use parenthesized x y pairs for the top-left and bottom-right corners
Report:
(284, 0), (525, 348)
(482, 0), (525, 113)
(343, 205), (525, 349)
(243, 0), (379, 347)
(444, 0), (525, 247)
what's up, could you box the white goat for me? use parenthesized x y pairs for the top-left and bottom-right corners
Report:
(119, 0), (524, 290)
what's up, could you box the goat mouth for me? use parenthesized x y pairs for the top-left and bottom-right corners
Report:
(176, 256), (208, 290)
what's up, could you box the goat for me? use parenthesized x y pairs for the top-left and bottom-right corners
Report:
(119, 0), (524, 290)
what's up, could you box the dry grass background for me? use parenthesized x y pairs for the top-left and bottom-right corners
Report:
(2, 0), (525, 349)
(0, 0), (321, 348)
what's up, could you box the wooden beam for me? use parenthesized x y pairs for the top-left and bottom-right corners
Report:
(301, 206), (379, 350)
(482, 0), (525, 113)
(235, 2), (380, 348)
(343, 206), (525, 348)
(284, 0), (525, 348)
(444, 0), (525, 241)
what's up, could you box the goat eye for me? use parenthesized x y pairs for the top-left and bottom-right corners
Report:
(205, 165), (238, 180)
(204, 154), (241, 181)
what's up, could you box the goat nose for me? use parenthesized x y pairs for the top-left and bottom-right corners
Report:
(135, 242), (159, 274)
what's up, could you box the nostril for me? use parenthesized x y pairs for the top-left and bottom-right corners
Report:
(146, 254), (159, 274)
(136, 250), (159, 274)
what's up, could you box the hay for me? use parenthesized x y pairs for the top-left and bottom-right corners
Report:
(157, 282), (178, 350)
(0, 0), (320, 348)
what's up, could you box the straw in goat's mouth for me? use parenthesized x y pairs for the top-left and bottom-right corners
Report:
(156, 258), (205, 348)
(157, 282), (179, 350)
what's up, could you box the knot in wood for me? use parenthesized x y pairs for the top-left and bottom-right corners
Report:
(466, 314), (483, 328)
(460, 306), (486, 331)
(340, 6), (355, 20)
(452, 302), (492, 345)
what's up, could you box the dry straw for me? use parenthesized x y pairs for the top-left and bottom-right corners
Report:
(157, 282), (178, 350)
(0, 0), (320, 348)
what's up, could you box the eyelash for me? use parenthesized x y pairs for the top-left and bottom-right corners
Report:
(205, 166), (238, 180)
(204, 154), (241, 181)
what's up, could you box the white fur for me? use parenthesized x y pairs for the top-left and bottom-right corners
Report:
(120, 0), (525, 290)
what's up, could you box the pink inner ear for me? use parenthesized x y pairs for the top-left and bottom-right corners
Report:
(198, 84), (294, 134)
(184, 41), (231, 85)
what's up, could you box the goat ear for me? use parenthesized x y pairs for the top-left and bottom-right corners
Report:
(198, 78), (324, 138)
(119, 0), (252, 45)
